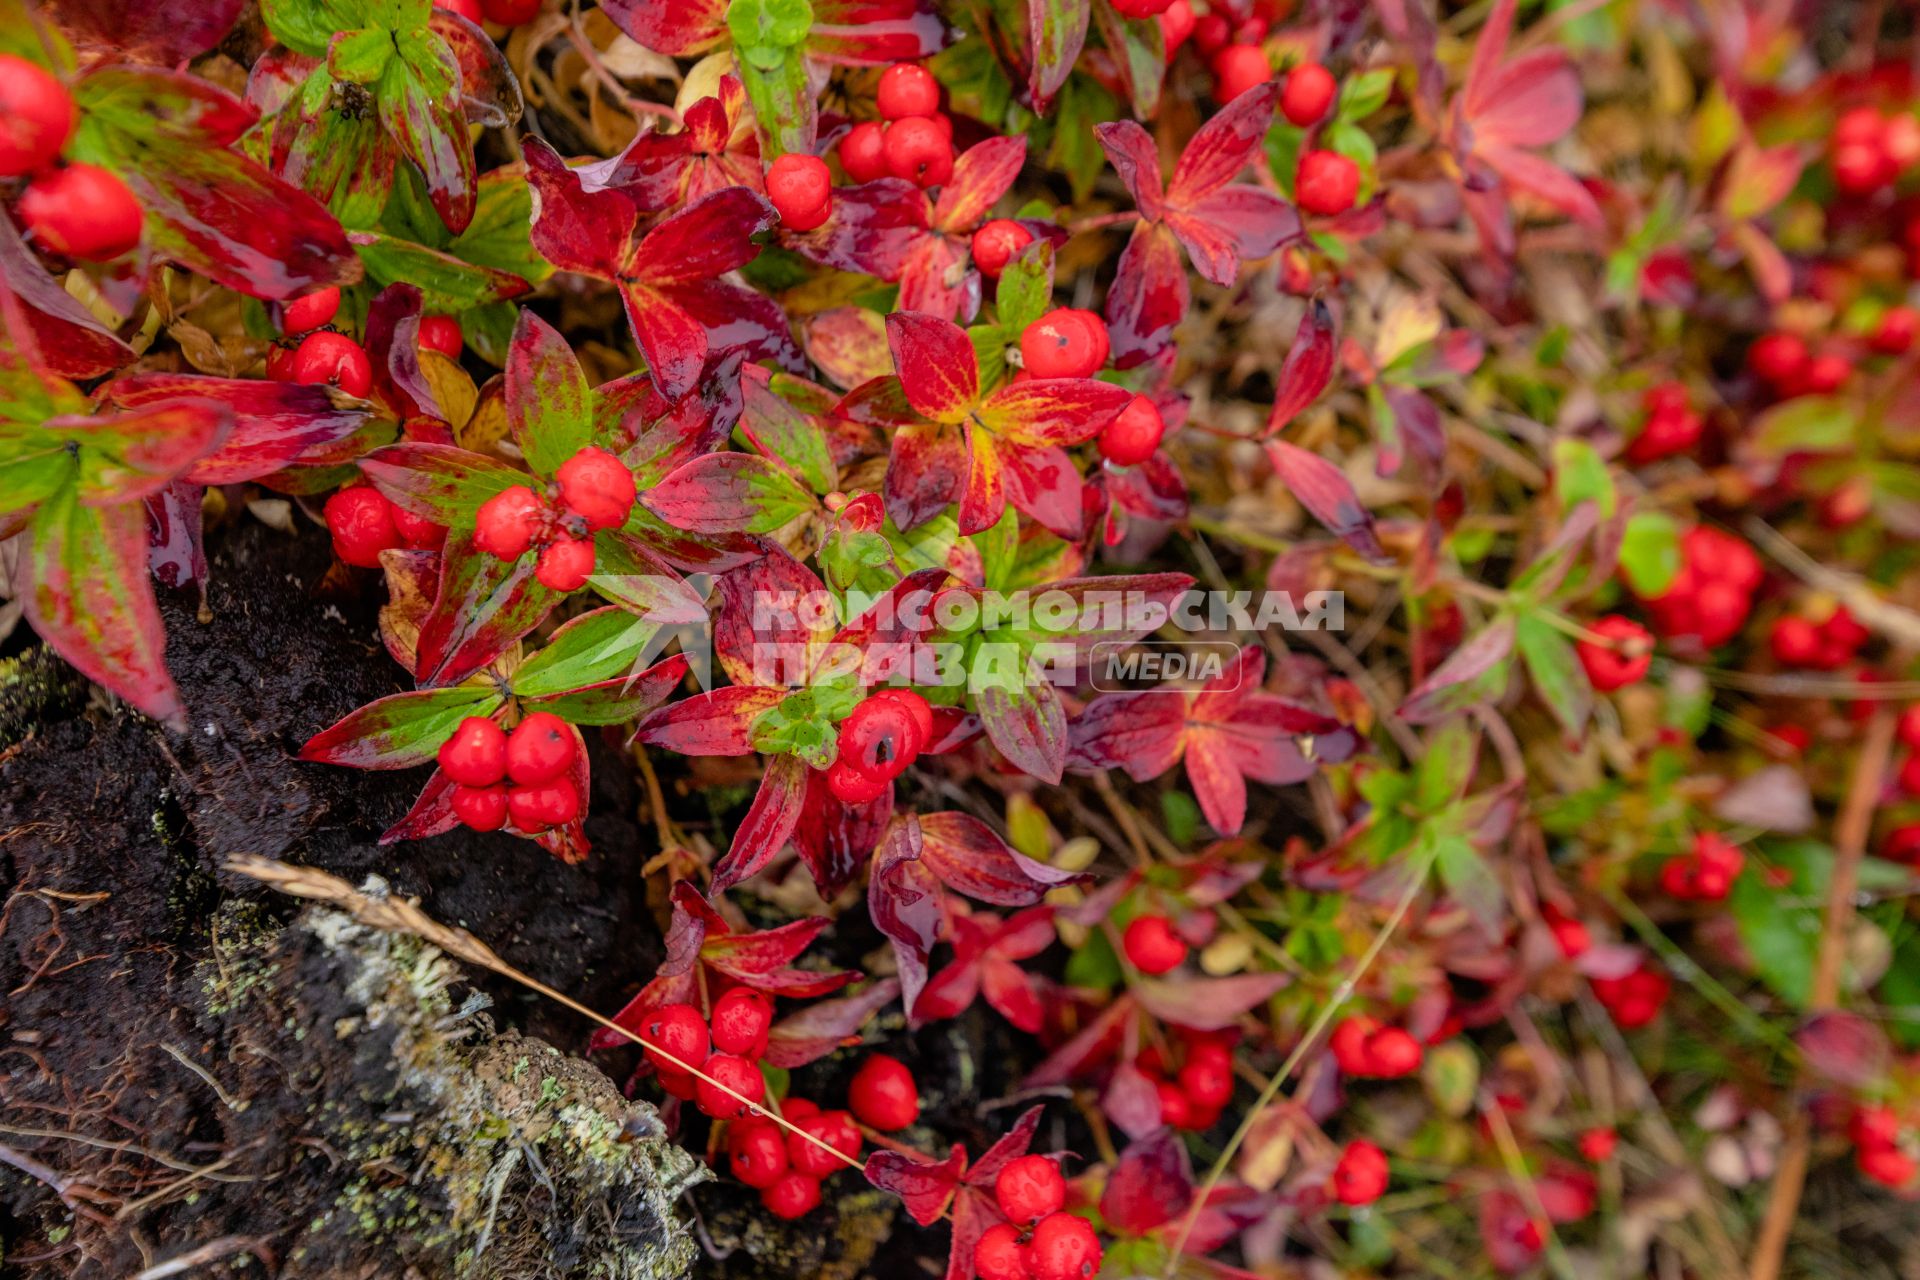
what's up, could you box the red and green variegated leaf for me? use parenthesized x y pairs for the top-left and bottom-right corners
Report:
(741, 368), (837, 494)
(510, 607), (664, 698)
(599, 0), (729, 54)
(633, 685), (791, 756)
(74, 64), (256, 146)
(1104, 219), (1188, 366)
(809, 0), (948, 64)
(522, 137), (643, 278)
(641, 452), (817, 534)
(973, 668), (1068, 783)
(1093, 119), (1167, 215)
(350, 231), (535, 312)
(895, 234), (980, 325)
(956, 420), (1007, 536)
(523, 653), (690, 726)
(764, 977), (902, 1069)
(734, 43), (815, 160)
(932, 136), (1028, 234)
(24, 484), (182, 727)
(55, 402), (232, 506)
(1514, 611), (1592, 736)
(414, 531), (565, 688)
(916, 811), (1086, 906)
(588, 531), (724, 619)
(506, 310), (593, 476)
(977, 378), (1130, 446)
(800, 306), (895, 390)
(1166, 80), (1278, 205)
(1264, 439), (1385, 560)
(886, 311), (980, 423)
(713, 547), (831, 687)
(99, 375), (367, 485)
(1399, 616), (1517, 724)
(0, 212), (132, 378)
(1092, 1), (1163, 120)
(783, 177), (928, 279)
(1027, 0), (1091, 113)
(1264, 297), (1336, 435)
(299, 685), (502, 770)
(48, 0), (244, 65)
(360, 442), (527, 525)
(378, 29), (476, 235)
(428, 7), (523, 128)
(885, 421), (968, 531)
(711, 753), (811, 891)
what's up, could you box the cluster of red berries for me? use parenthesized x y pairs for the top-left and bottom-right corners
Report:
(436, 711), (581, 831)
(1829, 105), (1920, 196)
(0, 54), (142, 260)
(839, 64), (954, 189)
(1331, 1138), (1389, 1206)
(1850, 1105), (1919, 1190)
(973, 1156), (1103, 1280)
(1011, 309), (1166, 465)
(825, 688), (934, 802)
(1659, 831), (1745, 901)
(1136, 1031), (1234, 1131)
(433, 0), (542, 26)
(1625, 381), (1702, 464)
(323, 485), (445, 567)
(473, 446), (637, 591)
(1590, 960), (1671, 1029)
(1746, 330), (1853, 398)
(269, 291), (461, 400)
(1636, 525), (1761, 648)
(1768, 604), (1868, 671)
(1575, 615), (1655, 692)
(1330, 1014), (1424, 1079)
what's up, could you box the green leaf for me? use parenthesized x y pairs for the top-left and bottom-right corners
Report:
(1619, 510), (1681, 596)
(994, 239), (1055, 336)
(750, 689), (839, 769)
(740, 382), (836, 494)
(736, 42), (814, 159)
(510, 608), (662, 698)
(1878, 930), (1920, 1049)
(1045, 76), (1119, 203)
(1336, 68), (1395, 121)
(1430, 831), (1504, 935)
(727, 0), (813, 49)
(264, 0), (371, 57)
(299, 685), (502, 768)
(1414, 719), (1477, 812)
(0, 445), (76, 522)
(971, 505), (1021, 593)
(1751, 395), (1855, 456)
(1515, 611), (1592, 735)
(1551, 438), (1616, 520)
(328, 27), (393, 85)
(1064, 925), (1122, 990)
(508, 312), (594, 477)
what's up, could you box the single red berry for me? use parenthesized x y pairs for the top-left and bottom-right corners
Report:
(973, 218), (1035, 279)
(1364, 1027), (1423, 1077)
(450, 783), (508, 831)
(1803, 352), (1851, 393)
(1160, 0), (1196, 51)
(1177, 1044), (1234, 1109)
(838, 695), (922, 780)
(1547, 914), (1591, 958)
(1873, 305), (1919, 354)
(767, 153), (834, 232)
(474, 484), (545, 560)
(876, 63), (941, 120)
(283, 286), (341, 334)
(1770, 615), (1823, 668)
(1192, 11), (1230, 54)
(290, 330), (374, 398)
(727, 1120), (789, 1189)
(555, 445), (637, 531)
(790, 1108), (862, 1176)
(1577, 1127), (1617, 1162)
(435, 0), (484, 20)
(1281, 61), (1336, 125)
(826, 758), (890, 803)
(696, 1051), (767, 1120)
(1852, 1104), (1903, 1149)
(507, 778), (579, 830)
(1747, 331), (1807, 386)
(1834, 142), (1891, 194)
(710, 987), (775, 1058)
(1025, 1212), (1102, 1280)
(482, 0), (542, 22)
(883, 116), (954, 187)
(848, 1054), (919, 1130)
(1859, 1144), (1919, 1189)
(1899, 753), (1920, 796)
(761, 1171), (822, 1219)
(995, 1154), (1067, 1224)
(1835, 107), (1885, 150)
(973, 1221), (1030, 1280)
(868, 688), (934, 751)
(0, 55), (74, 178)
(19, 162), (143, 260)
(1332, 1139), (1390, 1205)
(1109, 0), (1172, 14)
(1886, 821), (1920, 864)
(1330, 1015), (1378, 1074)
(640, 1004), (709, 1075)
(1155, 1078), (1193, 1129)
(1021, 309), (1107, 379)
(1122, 914), (1188, 975)
(418, 314), (462, 358)
(1296, 149), (1360, 216)
(507, 711), (574, 785)
(323, 486), (400, 568)
(839, 121), (889, 184)
(1897, 704), (1920, 752)
(535, 535), (595, 591)
(438, 715), (509, 786)
(390, 504), (445, 550)
(781, 1097), (821, 1123)
(1211, 44), (1271, 103)
(1576, 615), (1654, 692)
(1099, 395), (1165, 466)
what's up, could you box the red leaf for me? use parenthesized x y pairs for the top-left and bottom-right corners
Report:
(100, 375), (368, 485)
(1135, 972), (1290, 1030)
(975, 675), (1068, 783)
(1093, 121), (1167, 217)
(1263, 440), (1385, 560)
(1165, 81), (1279, 204)
(896, 233), (980, 324)
(809, 0), (949, 64)
(48, 0), (245, 64)
(978, 378), (1129, 447)
(1069, 688), (1188, 778)
(967, 1106), (1046, 1185)
(0, 212), (133, 378)
(380, 769), (461, 844)
(932, 136), (1028, 233)
(1028, 0), (1091, 111)
(413, 532), (564, 687)
(1100, 1129), (1194, 1235)
(633, 685), (790, 756)
(916, 811), (1086, 906)
(764, 977), (902, 1069)
(795, 761), (895, 895)
(866, 1144), (968, 1227)
(1104, 1060), (1165, 1140)
(870, 815), (942, 1013)
(1103, 220), (1188, 366)
(599, 0), (728, 55)
(887, 311), (981, 423)
(710, 753), (810, 891)
(885, 420), (967, 530)
(712, 547), (831, 687)
(630, 186), (777, 284)
(524, 138), (643, 277)
(784, 178), (929, 280)
(1264, 298), (1336, 435)
(1166, 186), (1298, 286)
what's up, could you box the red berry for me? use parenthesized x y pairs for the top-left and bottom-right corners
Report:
(1296, 149), (1360, 216)
(1177, 1041), (1234, 1108)
(1099, 395), (1164, 466)
(1576, 615), (1654, 692)
(1884, 821), (1920, 864)
(848, 1053), (919, 1130)
(877, 63), (941, 120)
(1834, 142), (1891, 194)
(1211, 44), (1271, 103)
(1899, 753), (1920, 796)
(1548, 915), (1591, 958)
(283, 286), (341, 334)
(1769, 615), (1822, 668)
(1873, 305), (1919, 354)
(973, 1222), (1030, 1280)
(435, 0), (484, 20)
(883, 115), (954, 187)
(19, 162), (143, 261)
(711, 987), (775, 1057)
(839, 121), (889, 184)
(474, 484), (544, 560)
(868, 687), (934, 751)
(535, 535), (595, 591)
(995, 1154), (1067, 1224)
(761, 1171), (822, 1219)
(826, 758), (890, 803)
(838, 695), (922, 780)
(1803, 352), (1851, 393)
(1747, 331), (1807, 385)
(1897, 704), (1920, 752)
(0, 55), (73, 178)
(781, 1097), (821, 1123)
(507, 777), (579, 830)
(391, 504), (446, 550)
(482, 0), (542, 21)
(1155, 1078), (1193, 1129)
(507, 711), (574, 785)
(1859, 1143), (1919, 1189)
(790, 1108), (863, 1176)
(1835, 107), (1885, 150)
(1109, 0), (1171, 14)
(1577, 1127), (1617, 1162)
(1192, 11), (1230, 55)
(639, 1004), (709, 1075)
(1281, 62), (1336, 125)
(1852, 1104), (1903, 1149)
(450, 783), (508, 831)
(290, 330), (374, 398)
(555, 445), (637, 531)
(767, 153), (834, 232)
(696, 1051), (767, 1119)
(324, 486), (400, 568)
(418, 314), (462, 358)
(973, 218), (1036, 279)
(1330, 1016), (1377, 1074)
(1021, 308), (1108, 379)
(1159, 0), (1196, 51)
(728, 1120), (790, 1189)
(1122, 914), (1188, 975)
(1332, 1139), (1390, 1205)
(1026, 1212), (1101, 1280)
(438, 715), (508, 786)
(1364, 1027), (1422, 1077)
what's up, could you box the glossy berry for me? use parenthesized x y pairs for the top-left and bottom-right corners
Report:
(1192, 11), (1229, 55)
(728, 1121), (789, 1189)
(973, 1222), (1029, 1280)
(826, 758), (890, 803)
(1296, 149), (1360, 216)
(506, 778), (579, 829)
(1747, 331), (1807, 386)
(1122, 914), (1188, 975)
(1099, 395), (1165, 466)
(1365, 1027), (1422, 1077)
(390, 504), (445, 550)
(1578, 1127), (1617, 1162)
(1803, 352), (1850, 394)
(418, 314), (462, 357)
(450, 784), (508, 831)
(474, 484), (545, 560)
(1211, 44), (1271, 103)
(870, 687), (935, 748)
(790, 1108), (862, 1176)
(1026, 1212), (1102, 1280)
(1160, 0), (1196, 50)
(323, 487), (400, 568)
(1281, 62), (1336, 125)
(536, 535), (595, 591)
(0, 55), (74, 177)
(1021, 309), (1108, 379)
(1873, 305), (1919, 355)
(761, 1171), (822, 1219)
(1332, 1139), (1390, 1205)
(435, 0), (484, 19)
(883, 115), (953, 187)
(1591, 964), (1671, 1028)
(848, 1053), (919, 1130)
(696, 1051), (766, 1119)
(767, 153), (834, 232)
(973, 218), (1035, 279)
(438, 715), (508, 786)
(1859, 1143), (1919, 1189)
(1109, 0), (1173, 15)
(556, 446), (637, 531)
(838, 694), (923, 780)
(283, 286), (341, 334)
(995, 1154), (1066, 1224)
(482, 0), (542, 21)
(1178, 1042), (1234, 1109)
(839, 121), (889, 184)
(876, 63), (940, 120)
(1576, 615), (1654, 692)
(507, 711), (574, 785)
(290, 331), (374, 398)
(639, 1003), (709, 1075)
(1155, 1078), (1193, 1129)
(19, 163), (143, 261)
(1769, 615), (1822, 668)
(710, 987), (775, 1057)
